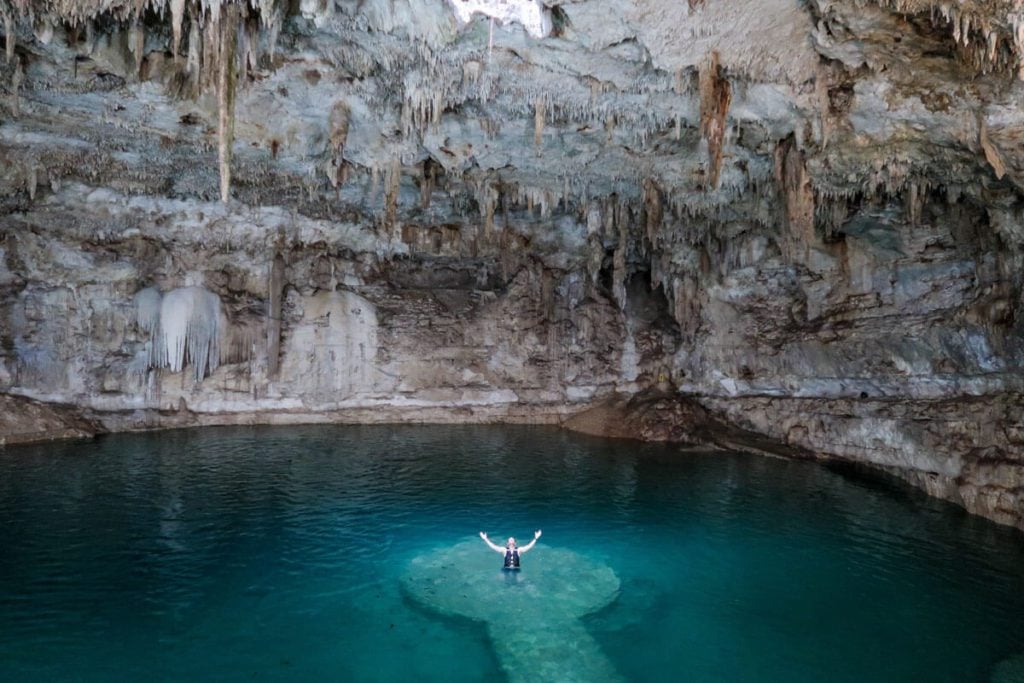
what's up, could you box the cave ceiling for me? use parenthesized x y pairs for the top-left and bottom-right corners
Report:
(1, 0), (1024, 241)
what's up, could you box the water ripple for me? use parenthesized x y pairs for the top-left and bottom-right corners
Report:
(0, 425), (1022, 683)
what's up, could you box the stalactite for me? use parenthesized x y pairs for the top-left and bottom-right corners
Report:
(170, 0), (185, 62)
(402, 70), (448, 136)
(218, 5), (239, 204)
(815, 65), (833, 149)
(186, 17), (201, 96)
(135, 286), (223, 382)
(601, 198), (614, 238)
(420, 159), (435, 209)
(774, 136), (816, 264)
(266, 253), (285, 379)
(135, 287), (162, 335)
(202, 13), (220, 97)
(328, 100), (350, 188)
(157, 287), (223, 382)
(499, 184), (515, 280)
(979, 120), (1007, 179)
(26, 164), (36, 200)
(34, 15), (54, 45)
(612, 204), (628, 311)
(368, 165), (380, 206)
(1015, 14), (1024, 79)
(241, 16), (258, 84)
(222, 318), (257, 367)
(534, 96), (545, 151)
(383, 158), (400, 235)
(84, 19), (94, 54)
(129, 19), (144, 79)
(462, 59), (482, 85)
(905, 180), (927, 226)
(480, 181), (498, 241)
(586, 206), (603, 287)
(672, 276), (700, 344)
(9, 56), (21, 118)
(3, 10), (13, 64)
(643, 178), (663, 251)
(815, 194), (848, 241)
(699, 51), (731, 190)
(237, 17), (249, 83)
(134, 286), (163, 367)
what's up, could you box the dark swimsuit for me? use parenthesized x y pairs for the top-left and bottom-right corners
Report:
(503, 548), (520, 569)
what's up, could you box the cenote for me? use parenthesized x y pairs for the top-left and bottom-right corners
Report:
(1, 425), (1023, 683)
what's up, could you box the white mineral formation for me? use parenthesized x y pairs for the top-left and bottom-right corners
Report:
(134, 286), (224, 382)
(447, 0), (551, 38)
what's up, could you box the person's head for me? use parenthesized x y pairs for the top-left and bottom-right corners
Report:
(506, 537), (516, 548)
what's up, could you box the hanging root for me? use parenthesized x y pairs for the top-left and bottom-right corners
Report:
(218, 5), (239, 203)
(383, 158), (401, 234)
(698, 51), (731, 190)
(774, 136), (816, 263)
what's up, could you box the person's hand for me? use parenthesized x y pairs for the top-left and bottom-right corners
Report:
(480, 531), (487, 540)
(534, 530), (542, 539)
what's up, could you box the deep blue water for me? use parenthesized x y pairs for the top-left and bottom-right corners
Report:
(1, 425), (1023, 682)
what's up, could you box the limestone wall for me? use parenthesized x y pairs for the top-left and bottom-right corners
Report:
(0, 0), (1022, 533)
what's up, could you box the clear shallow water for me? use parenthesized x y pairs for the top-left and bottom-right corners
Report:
(1, 425), (1023, 683)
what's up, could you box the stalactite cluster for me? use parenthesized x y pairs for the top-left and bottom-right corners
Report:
(859, 0), (1024, 76)
(134, 286), (225, 382)
(1, 0), (1023, 534)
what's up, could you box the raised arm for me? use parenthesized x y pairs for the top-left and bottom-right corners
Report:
(479, 531), (505, 553)
(518, 530), (542, 554)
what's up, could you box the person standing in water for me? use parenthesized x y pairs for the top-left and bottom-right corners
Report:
(479, 530), (542, 569)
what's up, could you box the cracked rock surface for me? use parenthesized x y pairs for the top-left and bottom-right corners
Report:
(0, 0), (1022, 531)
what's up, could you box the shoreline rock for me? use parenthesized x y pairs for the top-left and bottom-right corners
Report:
(566, 390), (1024, 535)
(0, 394), (101, 447)
(5, 388), (1018, 535)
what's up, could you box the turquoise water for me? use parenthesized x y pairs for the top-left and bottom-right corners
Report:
(1, 425), (1023, 682)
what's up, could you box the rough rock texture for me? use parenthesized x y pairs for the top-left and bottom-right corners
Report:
(703, 393), (1024, 531)
(0, 0), (1022, 529)
(0, 393), (99, 445)
(561, 390), (809, 457)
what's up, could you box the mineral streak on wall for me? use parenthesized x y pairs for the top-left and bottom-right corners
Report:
(0, 0), (1022, 532)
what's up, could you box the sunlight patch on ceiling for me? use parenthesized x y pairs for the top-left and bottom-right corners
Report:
(448, 0), (551, 38)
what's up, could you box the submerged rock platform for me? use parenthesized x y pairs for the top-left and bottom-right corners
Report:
(402, 538), (622, 682)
